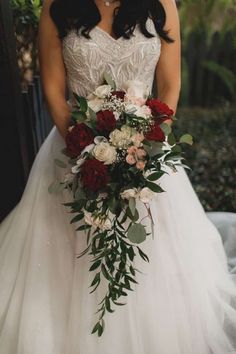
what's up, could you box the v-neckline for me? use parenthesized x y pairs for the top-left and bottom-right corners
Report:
(94, 26), (123, 42)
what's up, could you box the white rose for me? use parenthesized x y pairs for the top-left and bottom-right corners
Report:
(135, 105), (152, 119)
(139, 187), (156, 203)
(122, 80), (149, 100)
(93, 142), (117, 165)
(120, 188), (138, 200)
(100, 218), (112, 231)
(109, 125), (135, 149)
(94, 85), (112, 98)
(88, 97), (104, 112)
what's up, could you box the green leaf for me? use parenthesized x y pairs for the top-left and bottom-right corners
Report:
(104, 72), (116, 90)
(72, 199), (86, 211)
(70, 213), (84, 224)
(128, 197), (136, 216)
(147, 171), (164, 181)
(179, 134), (193, 145)
(137, 246), (150, 262)
(89, 259), (102, 271)
(105, 297), (115, 313)
(146, 181), (164, 193)
(160, 122), (172, 136)
(88, 107), (97, 121)
(74, 187), (86, 201)
(127, 223), (147, 244)
(73, 93), (88, 113)
(113, 301), (126, 306)
(54, 158), (67, 168)
(101, 264), (111, 280)
(90, 273), (100, 287)
(167, 133), (176, 146)
(48, 181), (65, 194)
(172, 145), (182, 153)
(71, 111), (87, 123)
(76, 224), (91, 232)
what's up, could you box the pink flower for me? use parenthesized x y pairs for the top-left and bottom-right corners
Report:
(127, 146), (138, 155)
(136, 148), (147, 159)
(136, 160), (146, 170)
(126, 154), (136, 165)
(131, 133), (145, 147)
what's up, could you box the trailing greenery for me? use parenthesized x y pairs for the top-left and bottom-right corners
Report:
(175, 105), (236, 212)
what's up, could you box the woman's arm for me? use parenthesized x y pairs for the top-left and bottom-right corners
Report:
(156, 0), (181, 115)
(38, 0), (70, 138)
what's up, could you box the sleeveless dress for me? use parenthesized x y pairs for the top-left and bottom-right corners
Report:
(1, 19), (236, 354)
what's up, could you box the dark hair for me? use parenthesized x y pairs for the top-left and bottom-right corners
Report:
(50, 0), (173, 42)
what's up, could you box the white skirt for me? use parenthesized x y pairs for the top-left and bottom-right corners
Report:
(0, 127), (236, 354)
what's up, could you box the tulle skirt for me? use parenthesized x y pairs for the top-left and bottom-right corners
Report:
(0, 127), (236, 354)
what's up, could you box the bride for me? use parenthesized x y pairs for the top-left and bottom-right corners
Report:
(1, 0), (236, 353)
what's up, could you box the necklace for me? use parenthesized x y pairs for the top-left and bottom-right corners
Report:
(102, 0), (118, 6)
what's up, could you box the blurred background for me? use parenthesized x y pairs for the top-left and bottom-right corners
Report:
(0, 0), (235, 220)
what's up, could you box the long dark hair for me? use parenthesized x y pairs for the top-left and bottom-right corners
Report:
(50, 0), (173, 42)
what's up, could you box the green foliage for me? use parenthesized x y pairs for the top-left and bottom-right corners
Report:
(11, 0), (42, 28)
(175, 104), (236, 212)
(202, 61), (236, 100)
(180, 0), (236, 38)
(179, 0), (236, 107)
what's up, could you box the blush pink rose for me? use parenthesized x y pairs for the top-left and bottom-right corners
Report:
(136, 148), (147, 159)
(136, 160), (146, 170)
(126, 154), (136, 165)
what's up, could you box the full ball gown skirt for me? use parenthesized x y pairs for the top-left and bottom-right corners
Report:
(0, 127), (236, 354)
(1, 18), (236, 354)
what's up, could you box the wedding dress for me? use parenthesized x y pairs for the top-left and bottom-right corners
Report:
(1, 18), (236, 354)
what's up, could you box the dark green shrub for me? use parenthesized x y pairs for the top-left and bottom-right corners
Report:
(175, 105), (236, 212)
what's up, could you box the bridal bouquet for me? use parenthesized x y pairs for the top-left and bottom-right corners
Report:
(49, 74), (192, 336)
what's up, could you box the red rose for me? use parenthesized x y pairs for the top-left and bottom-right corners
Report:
(145, 122), (165, 142)
(146, 99), (174, 118)
(66, 123), (94, 158)
(111, 90), (126, 100)
(81, 159), (110, 192)
(96, 110), (117, 134)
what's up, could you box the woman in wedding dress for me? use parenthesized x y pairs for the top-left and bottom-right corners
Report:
(0, 0), (236, 353)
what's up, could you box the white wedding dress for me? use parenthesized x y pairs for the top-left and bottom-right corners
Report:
(1, 18), (236, 354)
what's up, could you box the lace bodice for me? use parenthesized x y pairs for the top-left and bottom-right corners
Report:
(62, 18), (161, 102)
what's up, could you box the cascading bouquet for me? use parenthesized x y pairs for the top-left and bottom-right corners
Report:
(49, 74), (193, 336)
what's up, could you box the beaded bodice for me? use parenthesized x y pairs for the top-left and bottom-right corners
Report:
(62, 18), (161, 100)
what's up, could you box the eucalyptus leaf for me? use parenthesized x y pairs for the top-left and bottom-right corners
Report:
(54, 158), (67, 168)
(167, 133), (176, 146)
(160, 122), (172, 136)
(48, 180), (65, 194)
(179, 134), (193, 145)
(104, 72), (116, 90)
(127, 223), (147, 244)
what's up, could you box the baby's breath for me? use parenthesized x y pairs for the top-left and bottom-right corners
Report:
(101, 94), (126, 114)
